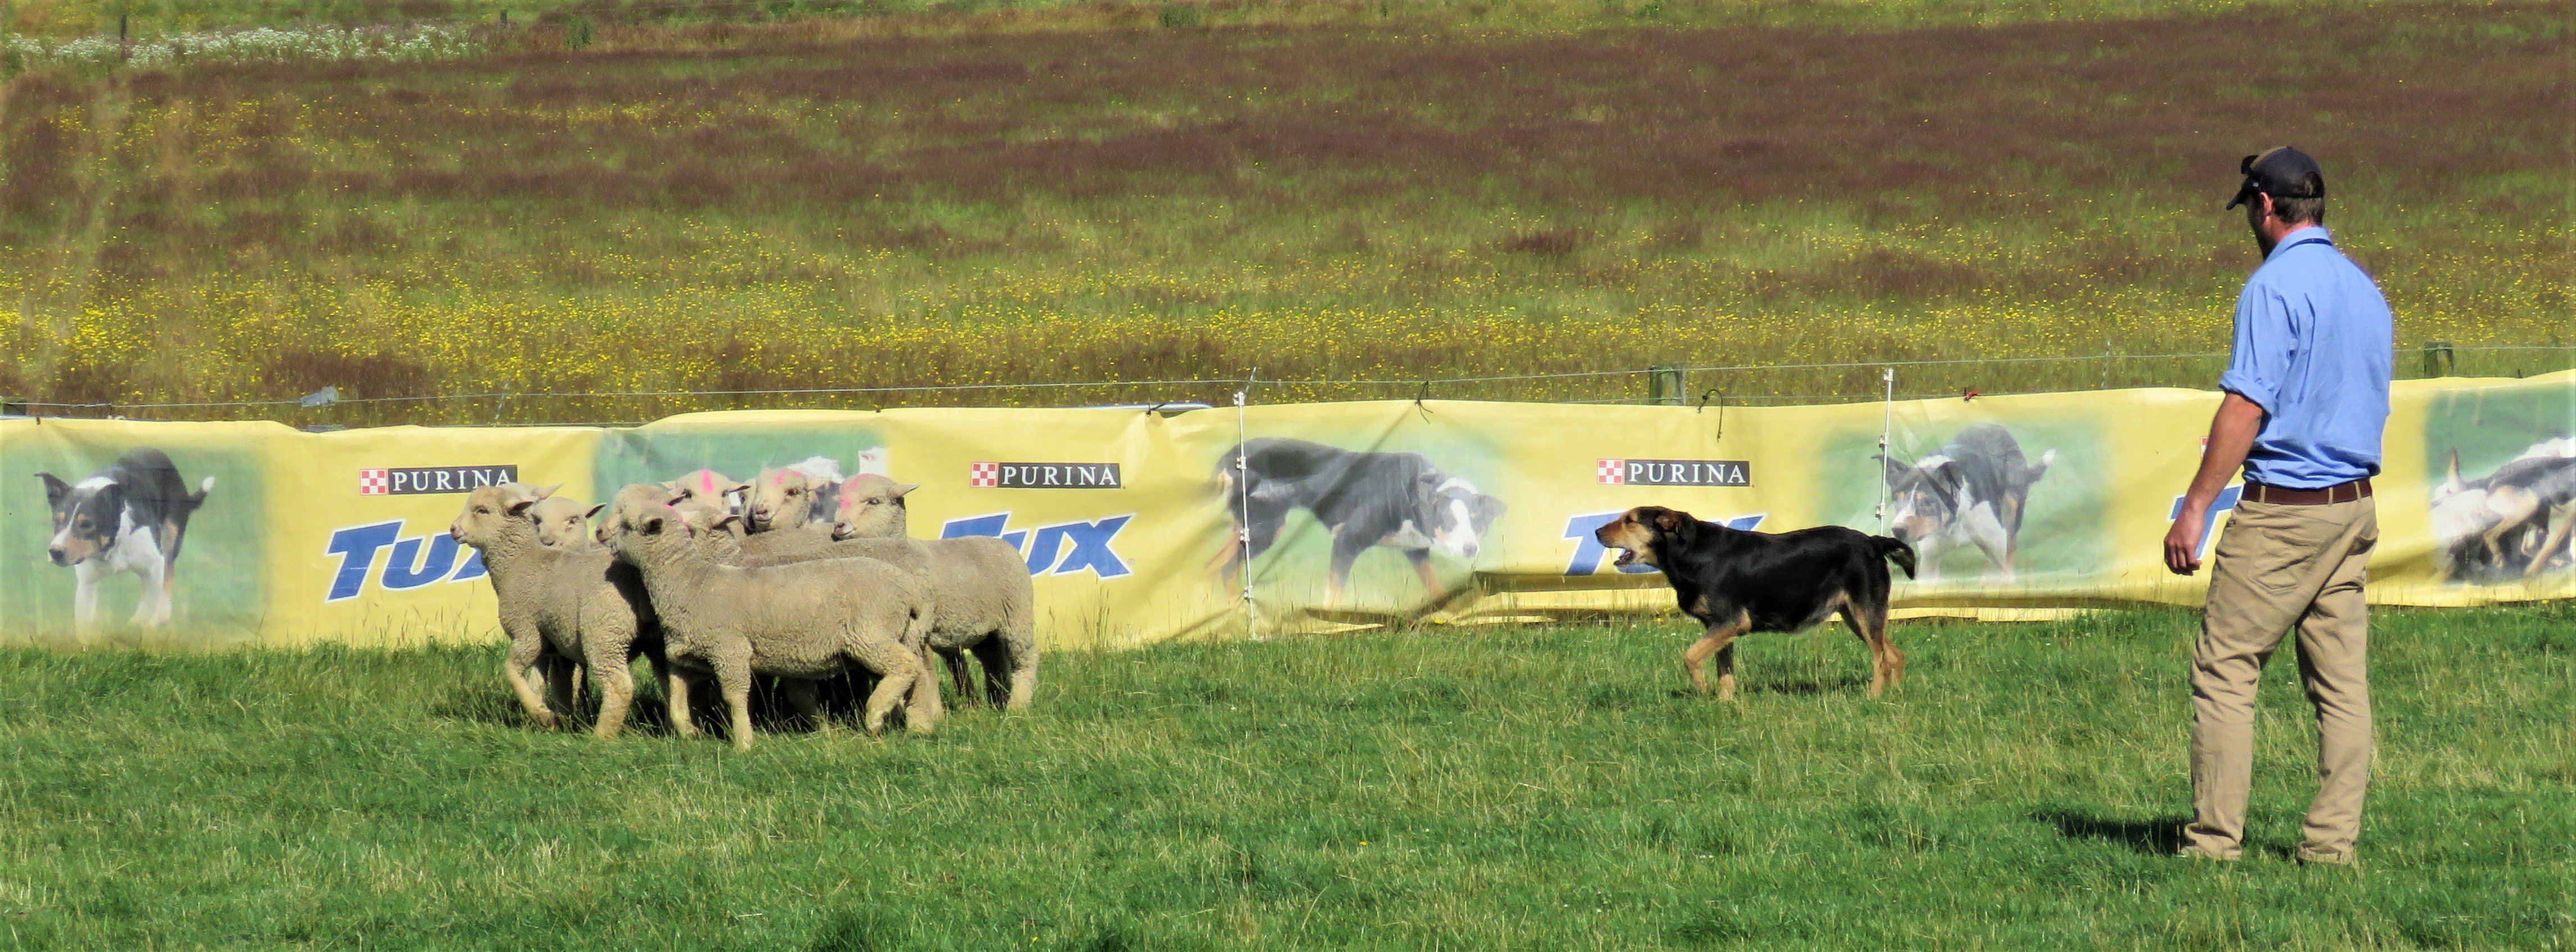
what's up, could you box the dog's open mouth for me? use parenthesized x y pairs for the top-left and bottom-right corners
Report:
(1611, 547), (1640, 568)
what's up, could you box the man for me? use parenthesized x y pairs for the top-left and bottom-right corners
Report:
(2162, 147), (2392, 865)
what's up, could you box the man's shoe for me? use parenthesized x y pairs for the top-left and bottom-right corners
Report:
(2295, 848), (2356, 867)
(2176, 844), (2240, 862)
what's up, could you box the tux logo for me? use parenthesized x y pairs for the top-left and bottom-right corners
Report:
(940, 512), (1134, 579)
(322, 520), (486, 601)
(1559, 511), (1767, 575)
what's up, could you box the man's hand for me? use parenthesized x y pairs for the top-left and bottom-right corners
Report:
(2165, 391), (2266, 577)
(2165, 506), (2206, 575)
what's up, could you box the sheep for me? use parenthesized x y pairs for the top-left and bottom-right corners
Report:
(450, 483), (665, 739)
(600, 491), (940, 748)
(530, 494), (600, 550)
(745, 456), (846, 534)
(664, 468), (748, 517)
(833, 475), (1039, 711)
(649, 490), (946, 723)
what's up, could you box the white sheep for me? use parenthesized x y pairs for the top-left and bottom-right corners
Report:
(600, 489), (939, 748)
(832, 475), (1039, 711)
(744, 464), (836, 534)
(450, 484), (665, 739)
(529, 494), (601, 551)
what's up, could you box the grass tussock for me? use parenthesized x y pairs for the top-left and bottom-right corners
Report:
(1, 3), (2568, 423)
(0, 606), (2567, 948)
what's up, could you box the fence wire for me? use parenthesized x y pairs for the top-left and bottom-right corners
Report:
(4, 345), (2569, 430)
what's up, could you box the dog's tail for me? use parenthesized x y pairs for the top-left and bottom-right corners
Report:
(1871, 535), (1917, 579)
(186, 476), (215, 512)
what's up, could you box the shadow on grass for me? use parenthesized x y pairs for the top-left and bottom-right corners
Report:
(2037, 810), (2188, 854)
(433, 669), (937, 743)
(1664, 675), (1871, 699)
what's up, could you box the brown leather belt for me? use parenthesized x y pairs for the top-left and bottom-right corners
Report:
(2243, 479), (2373, 505)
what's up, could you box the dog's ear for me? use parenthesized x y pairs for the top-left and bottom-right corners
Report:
(1876, 453), (1913, 485)
(1472, 494), (1507, 526)
(1658, 508), (1700, 544)
(37, 473), (70, 507)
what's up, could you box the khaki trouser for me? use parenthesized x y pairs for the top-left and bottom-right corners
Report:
(2185, 497), (2378, 862)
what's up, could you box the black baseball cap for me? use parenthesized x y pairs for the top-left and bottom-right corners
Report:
(2227, 147), (2325, 209)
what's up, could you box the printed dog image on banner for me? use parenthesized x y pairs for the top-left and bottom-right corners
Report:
(1212, 437), (1507, 608)
(2424, 381), (2576, 585)
(1832, 417), (2104, 586)
(3, 434), (265, 645)
(1876, 423), (2056, 582)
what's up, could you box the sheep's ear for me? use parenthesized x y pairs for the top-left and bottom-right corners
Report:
(638, 512), (666, 535)
(714, 513), (743, 532)
(504, 498), (540, 517)
(531, 483), (561, 500)
(584, 503), (606, 520)
(891, 482), (920, 498)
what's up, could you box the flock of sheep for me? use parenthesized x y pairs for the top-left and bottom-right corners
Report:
(447, 462), (1036, 750)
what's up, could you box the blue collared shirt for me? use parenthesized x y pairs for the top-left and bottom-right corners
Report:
(2217, 226), (2393, 489)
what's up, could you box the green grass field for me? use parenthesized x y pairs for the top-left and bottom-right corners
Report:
(1, 605), (2566, 949)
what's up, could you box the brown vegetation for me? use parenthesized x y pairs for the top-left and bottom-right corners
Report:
(1, 3), (2567, 422)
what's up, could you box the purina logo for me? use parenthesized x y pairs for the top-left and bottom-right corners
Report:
(1595, 458), (1751, 487)
(358, 464), (518, 496)
(940, 512), (1134, 579)
(968, 462), (1123, 489)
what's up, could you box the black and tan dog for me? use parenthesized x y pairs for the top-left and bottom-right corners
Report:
(1595, 506), (1916, 700)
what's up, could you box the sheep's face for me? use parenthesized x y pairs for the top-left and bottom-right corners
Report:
(528, 495), (600, 550)
(830, 475), (917, 540)
(746, 467), (817, 532)
(597, 484), (687, 548)
(450, 483), (554, 549)
(603, 500), (685, 564)
(663, 469), (747, 516)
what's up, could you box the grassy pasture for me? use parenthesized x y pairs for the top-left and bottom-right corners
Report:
(0, 606), (2567, 949)
(1, 3), (2568, 424)
(0, 0), (2454, 41)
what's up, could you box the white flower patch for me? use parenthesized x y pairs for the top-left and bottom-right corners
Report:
(5, 24), (483, 69)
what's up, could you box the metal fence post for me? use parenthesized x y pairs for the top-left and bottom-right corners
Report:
(1875, 366), (1895, 532)
(1648, 364), (1683, 406)
(2421, 341), (2455, 377)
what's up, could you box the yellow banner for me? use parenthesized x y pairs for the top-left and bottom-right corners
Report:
(4, 371), (2568, 649)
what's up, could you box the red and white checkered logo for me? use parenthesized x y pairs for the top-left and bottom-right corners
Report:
(1596, 459), (1627, 485)
(358, 468), (390, 495)
(968, 462), (999, 488)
